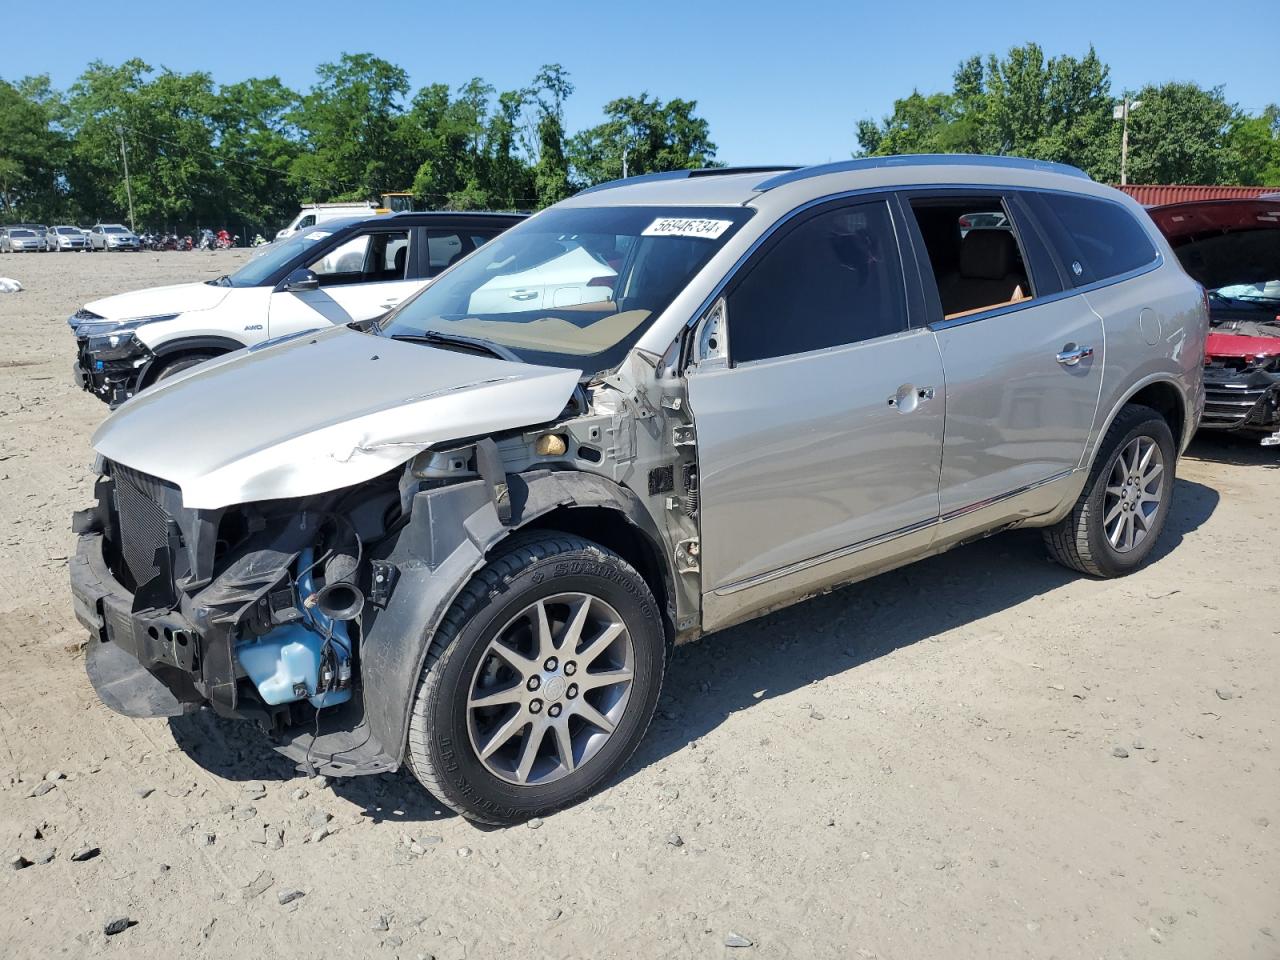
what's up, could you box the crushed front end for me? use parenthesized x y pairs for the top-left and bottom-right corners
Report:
(1202, 326), (1280, 444)
(70, 460), (399, 775)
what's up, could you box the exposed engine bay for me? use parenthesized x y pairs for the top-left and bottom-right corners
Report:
(71, 352), (701, 777)
(1149, 197), (1280, 444)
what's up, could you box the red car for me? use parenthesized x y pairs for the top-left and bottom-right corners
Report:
(1149, 196), (1280, 445)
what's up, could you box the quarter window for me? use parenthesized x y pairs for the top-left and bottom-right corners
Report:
(1030, 192), (1157, 285)
(727, 201), (907, 364)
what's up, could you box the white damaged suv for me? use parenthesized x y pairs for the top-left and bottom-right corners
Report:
(70, 211), (522, 406)
(71, 156), (1205, 823)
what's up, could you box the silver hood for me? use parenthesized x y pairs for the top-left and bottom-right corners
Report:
(91, 325), (581, 509)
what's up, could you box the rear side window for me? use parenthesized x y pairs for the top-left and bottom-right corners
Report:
(1031, 193), (1158, 285)
(727, 201), (907, 364)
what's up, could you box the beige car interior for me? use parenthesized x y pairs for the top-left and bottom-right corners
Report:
(447, 306), (652, 356)
(911, 200), (1035, 320)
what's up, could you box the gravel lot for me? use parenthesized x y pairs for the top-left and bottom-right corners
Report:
(0, 250), (1276, 959)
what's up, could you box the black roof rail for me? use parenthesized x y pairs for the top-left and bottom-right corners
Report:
(754, 154), (1091, 192)
(576, 166), (801, 197)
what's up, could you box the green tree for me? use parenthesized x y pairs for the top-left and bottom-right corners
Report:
(0, 75), (66, 220)
(64, 59), (226, 229)
(568, 93), (718, 185)
(530, 64), (574, 207)
(290, 53), (411, 200)
(1122, 82), (1236, 185)
(211, 77), (303, 233)
(856, 44), (1116, 180)
(1224, 106), (1280, 185)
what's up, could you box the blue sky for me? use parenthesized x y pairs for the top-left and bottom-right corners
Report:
(4, 0), (1274, 165)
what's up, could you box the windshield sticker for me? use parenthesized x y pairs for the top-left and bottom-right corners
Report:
(641, 217), (734, 240)
(304, 231), (332, 241)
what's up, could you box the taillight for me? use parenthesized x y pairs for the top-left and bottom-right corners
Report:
(586, 276), (614, 289)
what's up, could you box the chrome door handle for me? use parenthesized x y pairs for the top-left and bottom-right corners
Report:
(509, 290), (537, 301)
(1056, 344), (1094, 366)
(886, 384), (935, 411)
(379, 299), (401, 309)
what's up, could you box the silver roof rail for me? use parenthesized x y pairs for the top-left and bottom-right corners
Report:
(754, 154), (1091, 191)
(576, 166), (801, 197)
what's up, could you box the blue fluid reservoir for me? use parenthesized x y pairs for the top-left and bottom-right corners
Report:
(235, 548), (353, 709)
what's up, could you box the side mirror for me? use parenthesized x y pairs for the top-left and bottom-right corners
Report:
(282, 267), (319, 292)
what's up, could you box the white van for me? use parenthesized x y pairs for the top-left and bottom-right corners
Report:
(275, 202), (380, 240)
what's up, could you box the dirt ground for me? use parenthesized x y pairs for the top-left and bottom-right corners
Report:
(0, 249), (1275, 960)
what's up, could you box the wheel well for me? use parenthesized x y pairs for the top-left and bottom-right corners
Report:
(140, 346), (229, 387)
(518, 506), (673, 641)
(1126, 381), (1185, 449)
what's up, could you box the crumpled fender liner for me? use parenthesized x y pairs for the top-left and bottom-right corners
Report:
(188, 513), (321, 713)
(357, 469), (670, 772)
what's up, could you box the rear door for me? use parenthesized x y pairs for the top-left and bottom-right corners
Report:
(688, 198), (945, 619)
(901, 189), (1104, 515)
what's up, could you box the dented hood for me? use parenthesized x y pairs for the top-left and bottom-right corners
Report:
(86, 281), (232, 320)
(91, 325), (581, 509)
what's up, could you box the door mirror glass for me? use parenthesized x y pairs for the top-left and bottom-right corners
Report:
(282, 267), (319, 292)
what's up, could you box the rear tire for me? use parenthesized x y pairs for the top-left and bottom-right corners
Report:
(406, 534), (666, 825)
(1043, 403), (1175, 577)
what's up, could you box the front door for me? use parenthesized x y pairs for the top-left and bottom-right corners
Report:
(268, 228), (422, 336)
(687, 199), (946, 623)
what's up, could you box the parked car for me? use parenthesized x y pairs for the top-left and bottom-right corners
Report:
(0, 227), (45, 252)
(70, 211), (524, 406)
(50, 225), (90, 252)
(1147, 196), (1280, 444)
(70, 155), (1205, 824)
(275, 201), (380, 241)
(88, 223), (141, 251)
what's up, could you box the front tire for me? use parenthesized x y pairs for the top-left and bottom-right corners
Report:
(1044, 403), (1176, 577)
(152, 352), (218, 383)
(406, 534), (666, 824)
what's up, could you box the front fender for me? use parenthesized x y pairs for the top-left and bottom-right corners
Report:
(358, 469), (669, 771)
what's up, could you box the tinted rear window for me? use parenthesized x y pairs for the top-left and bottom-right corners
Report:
(1031, 193), (1158, 285)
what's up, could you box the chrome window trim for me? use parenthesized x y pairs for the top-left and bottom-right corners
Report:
(704, 194), (916, 367)
(683, 185), (899, 332)
(712, 467), (1077, 597)
(682, 180), (1158, 337)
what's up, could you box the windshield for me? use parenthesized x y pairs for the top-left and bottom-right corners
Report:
(104, 225), (128, 234)
(222, 224), (353, 287)
(1213, 280), (1280, 304)
(379, 205), (752, 373)
(10, 230), (34, 237)
(56, 227), (80, 234)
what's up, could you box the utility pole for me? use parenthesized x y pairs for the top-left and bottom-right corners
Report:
(116, 125), (136, 232)
(1114, 98), (1143, 187)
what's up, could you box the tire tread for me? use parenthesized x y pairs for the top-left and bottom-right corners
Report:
(1043, 403), (1166, 577)
(405, 533), (658, 824)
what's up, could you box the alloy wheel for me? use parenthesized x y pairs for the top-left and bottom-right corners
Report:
(466, 593), (634, 786)
(1102, 435), (1164, 553)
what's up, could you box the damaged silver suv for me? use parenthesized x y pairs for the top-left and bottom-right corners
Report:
(71, 156), (1207, 824)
